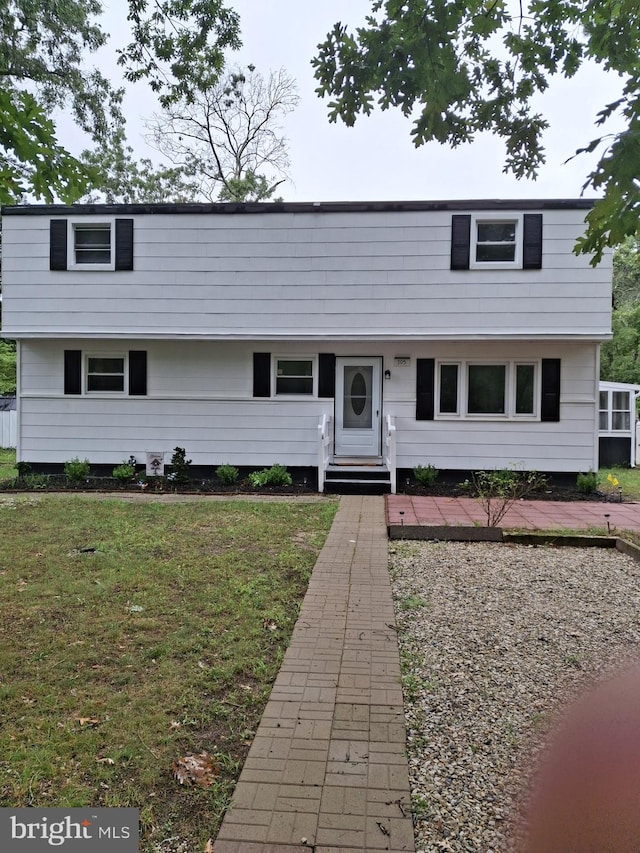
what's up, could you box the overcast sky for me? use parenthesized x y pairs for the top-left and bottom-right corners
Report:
(91, 0), (624, 203)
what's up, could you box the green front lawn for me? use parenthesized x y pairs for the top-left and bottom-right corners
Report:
(0, 495), (338, 851)
(0, 447), (15, 479)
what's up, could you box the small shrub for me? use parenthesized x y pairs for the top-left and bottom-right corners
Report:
(577, 469), (599, 494)
(112, 462), (136, 484)
(248, 464), (293, 489)
(15, 461), (32, 478)
(413, 464), (439, 486)
(469, 467), (548, 527)
(216, 464), (239, 485)
(169, 447), (192, 486)
(22, 473), (51, 490)
(64, 457), (90, 483)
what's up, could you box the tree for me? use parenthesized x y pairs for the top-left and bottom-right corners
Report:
(146, 65), (299, 202)
(79, 131), (200, 203)
(312, 0), (640, 263)
(0, 340), (16, 395)
(601, 238), (640, 383)
(1, 0), (241, 205)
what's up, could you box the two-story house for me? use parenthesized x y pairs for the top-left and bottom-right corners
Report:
(0, 200), (611, 491)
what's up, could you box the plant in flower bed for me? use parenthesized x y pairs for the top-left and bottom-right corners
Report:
(215, 464), (239, 486)
(248, 463), (293, 489)
(0, 495), (338, 852)
(464, 467), (548, 527)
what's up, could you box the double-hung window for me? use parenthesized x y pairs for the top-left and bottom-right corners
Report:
(437, 360), (538, 419)
(275, 358), (315, 395)
(74, 224), (111, 265)
(50, 218), (134, 271)
(470, 216), (522, 269)
(86, 356), (126, 393)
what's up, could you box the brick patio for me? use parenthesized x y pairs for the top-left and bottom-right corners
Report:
(214, 495), (415, 853)
(386, 494), (640, 534)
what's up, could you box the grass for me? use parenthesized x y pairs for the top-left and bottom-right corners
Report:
(598, 466), (640, 500)
(0, 447), (15, 479)
(0, 494), (338, 851)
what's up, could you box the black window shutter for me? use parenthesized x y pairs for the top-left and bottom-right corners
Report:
(416, 358), (435, 421)
(64, 350), (82, 394)
(523, 214), (543, 269)
(253, 352), (271, 397)
(115, 219), (134, 271)
(318, 354), (336, 398)
(50, 220), (68, 270)
(450, 215), (471, 270)
(129, 350), (147, 396)
(541, 359), (561, 422)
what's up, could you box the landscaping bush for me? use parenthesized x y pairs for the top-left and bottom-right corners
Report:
(112, 462), (136, 484)
(465, 467), (548, 527)
(168, 447), (192, 486)
(248, 464), (293, 488)
(577, 469), (599, 494)
(413, 464), (439, 486)
(216, 464), (239, 485)
(64, 457), (90, 483)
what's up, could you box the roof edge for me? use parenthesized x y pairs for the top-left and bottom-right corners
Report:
(1, 198), (597, 216)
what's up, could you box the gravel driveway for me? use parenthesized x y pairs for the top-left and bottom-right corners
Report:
(390, 540), (640, 853)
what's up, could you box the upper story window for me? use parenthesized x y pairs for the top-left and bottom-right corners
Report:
(450, 213), (543, 271)
(50, 218), (134, 271)
(74, 224), (111, 266)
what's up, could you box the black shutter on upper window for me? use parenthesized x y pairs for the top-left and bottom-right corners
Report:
(64, 350), (82, 394)
(318, 354), (336, 398)
(129, 351), (147, 396)
(253, 353), (271, 397)
(416, 358), (435, 421)
(450, 215), (471, 270)
(523, 214), (543, 269)
(115, 219), (134, 270)
(541, 359), (561, 422)
(50, 220), (68, 270)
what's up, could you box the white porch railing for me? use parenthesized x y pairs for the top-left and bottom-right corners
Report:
(383, 414), (397, 494)
(317, 414), (333, 493)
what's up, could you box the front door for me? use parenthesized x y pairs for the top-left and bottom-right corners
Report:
(334, 357), (382, 457)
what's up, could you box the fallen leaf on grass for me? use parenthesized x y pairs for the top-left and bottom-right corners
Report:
(76, 717), (100, 727)
(172, 752), (220, 787)
(96, 757), (115, 765)
(263, 619), (278, 631)
(204, 840), (214, 853)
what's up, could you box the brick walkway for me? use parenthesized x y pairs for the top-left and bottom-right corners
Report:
(214, 495), (415, 853)
(386, 494), (640, 534)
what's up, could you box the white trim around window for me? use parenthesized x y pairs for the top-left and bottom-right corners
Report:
(68, 218), (116, 271)
(436, 359), (540, 420)
(469, 213), (523, 270)
(85, 353), (127, 394)
(273, 355), (317, 396)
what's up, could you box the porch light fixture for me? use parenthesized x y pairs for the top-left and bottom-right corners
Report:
(384, 369), (391, 380)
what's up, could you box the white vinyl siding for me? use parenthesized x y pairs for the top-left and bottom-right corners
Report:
(15, 339), (599, 474)
(1, 207), (611, 341)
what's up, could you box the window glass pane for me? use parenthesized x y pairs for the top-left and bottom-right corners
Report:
(75, 226), (110, 264)
(439, 364), (458, 413)
(612, 391), (629, 411)
(599, 412), (608, 430)
(468, 365), (506, 414)
(88, 374), (125, 392)
(276, 377), (313, 394)
(476, 243), (516, 262)
(88, 358), (123, 374)
(612, 411), (631, 431)
(599, 391), (608, 409)
(275, 359), (313, 395)
(477, 222), (516, 242)
(277, 360), (312, 377)
(515, 364), (535, 414)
